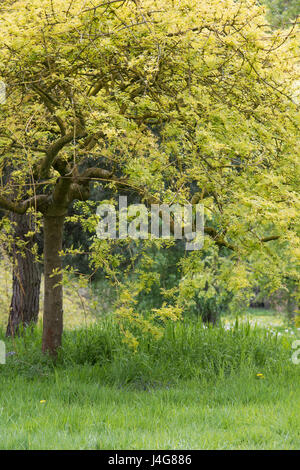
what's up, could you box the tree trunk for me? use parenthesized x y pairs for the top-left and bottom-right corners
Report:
(42, 215), (65, 357)
(6, 213), (42, 337)
(202, 309), (218, 325)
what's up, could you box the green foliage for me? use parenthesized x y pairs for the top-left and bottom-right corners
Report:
(0, 0), (299, 347)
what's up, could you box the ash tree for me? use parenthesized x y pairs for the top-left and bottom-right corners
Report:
(0, 0), (299, 356)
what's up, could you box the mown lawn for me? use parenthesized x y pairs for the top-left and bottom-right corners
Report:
(0, 369), (299, 450)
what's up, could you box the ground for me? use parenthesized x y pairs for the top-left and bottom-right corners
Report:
(0, 261), (299, 450)
(0, 369), (299, 449)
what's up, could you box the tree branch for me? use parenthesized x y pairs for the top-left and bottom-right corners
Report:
(0, 194), (49, 214)
(40, 130), (87, 178)
(32, 85), (67, 136)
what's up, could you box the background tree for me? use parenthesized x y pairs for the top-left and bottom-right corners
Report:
(262, 0), (300, 27)
(6, 212), (42, 336)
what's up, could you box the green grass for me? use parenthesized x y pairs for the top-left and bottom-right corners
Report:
(222, 307), (296, 331)
(0, 317), (300, 450)
(0, 370), (299, 450)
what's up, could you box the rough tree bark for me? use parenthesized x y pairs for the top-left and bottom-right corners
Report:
(41, 215), (65, 356)
(6, 213), (42, 337)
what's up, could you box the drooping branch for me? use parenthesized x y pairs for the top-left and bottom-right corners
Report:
(74, 168), (281, 251)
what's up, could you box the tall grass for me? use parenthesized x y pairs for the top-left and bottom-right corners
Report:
(1, 317), (297, 387)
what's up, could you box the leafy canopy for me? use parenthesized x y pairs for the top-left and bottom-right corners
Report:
(0, 0), (299, 342)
